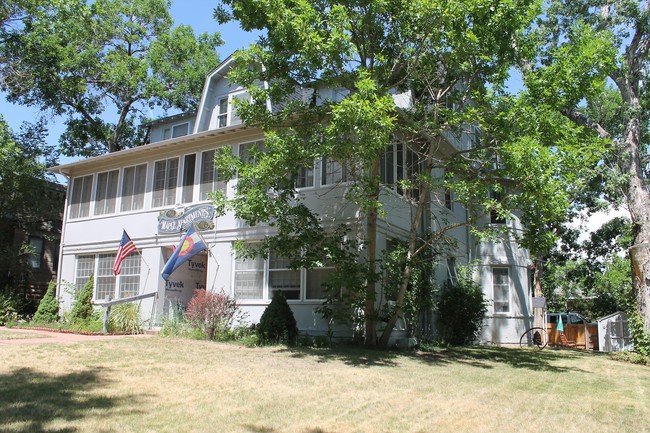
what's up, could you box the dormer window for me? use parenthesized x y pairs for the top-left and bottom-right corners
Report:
(210, 92), (251, 130)
(217, 98), (228, 128)
(162, 122), (190, 140)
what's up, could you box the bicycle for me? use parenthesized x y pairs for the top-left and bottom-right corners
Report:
(519, 326), (548, 349)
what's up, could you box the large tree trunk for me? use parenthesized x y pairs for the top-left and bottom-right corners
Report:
(620, 112), (650, 332)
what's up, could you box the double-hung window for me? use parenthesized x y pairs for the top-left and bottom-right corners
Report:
(172, 122), (189, 138)
(492, 267), (510, 313)
(379, 144), (420, 200)
(75, 254), (141, 301)
(296, 164), (315, 188)
(216, 97), (228, 128)
(94, 170), (119, 215)
(321, 157), (348, 185)
(28, 236), (44, 269)
(233, 254), (264, 300)
(152, 157), (179, 208)
(75, 255), (95, 291)
(268, 253), (301, 300)
(200, 149), (227, 200)
(69, 175), (93, 219)
(306, 264), (333, 300)
(121, 164), (147, 212)
(232, 249), (332, 301)
(238, 141), (264, 165)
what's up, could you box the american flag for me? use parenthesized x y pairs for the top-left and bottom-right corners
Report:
(113, 230), (137, 275)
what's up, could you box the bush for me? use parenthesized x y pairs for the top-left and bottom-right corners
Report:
(108, 303), (142, 334)
(69, 276), (95, 323)
(609, 351), (650, 366)
(257, 291), (298, 345)
(0, 287), (24, 325)
(186, 289), (240, 340)
(159, 314), (207, 340)
(630, 313), (650, 357)
(33, 281), (59, 323)
(436, 266), (488, 345)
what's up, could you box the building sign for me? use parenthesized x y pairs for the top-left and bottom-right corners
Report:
(157, 204), (215, 234)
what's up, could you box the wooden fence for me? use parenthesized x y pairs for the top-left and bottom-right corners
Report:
(547, 323), (599, 350)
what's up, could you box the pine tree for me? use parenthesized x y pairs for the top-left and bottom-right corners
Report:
(33, 281), (59, 323)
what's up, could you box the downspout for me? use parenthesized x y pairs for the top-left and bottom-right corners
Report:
(54, 172), (71, 303)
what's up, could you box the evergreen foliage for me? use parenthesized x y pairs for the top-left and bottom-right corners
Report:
(69, 276), (95, 322)
(437, 267), (488, 345)
(32, 280), (59, 323)
(257, 291), (298, 345)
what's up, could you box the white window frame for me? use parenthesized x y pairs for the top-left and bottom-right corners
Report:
(75, 255), (95, 292)
(199, 148), (228, 200)
(379, 143), (420, 200)
(75, 253), (141, 301)
(172, 122), (189, 138)
(296, 161), (316, 189)
(152, 157), (180, 208)
(492, 267), (511, 314)
(120, 163), (147, 212)
(320, 156), (349, 186)
(94, 169), (119, 216)
(238, 140), (265, 165)
(69, 175), (94, 219)
(231, 248), (333, 302)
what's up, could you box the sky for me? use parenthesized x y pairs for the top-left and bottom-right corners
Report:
(0, 0), (258, 165)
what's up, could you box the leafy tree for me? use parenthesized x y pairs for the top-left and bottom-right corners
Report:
(33, 280), (60, 323)
(214, 0), (604, 347)
(0, 0), (222, 156)
(523, 1), (650, 335)
(0, 116), (61, 295)
(542, 217), (634, 320)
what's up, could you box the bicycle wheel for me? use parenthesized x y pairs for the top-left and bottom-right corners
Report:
(519, 327), (548, 349)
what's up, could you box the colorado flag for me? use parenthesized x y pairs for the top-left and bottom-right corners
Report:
(161, 225), (207, 281)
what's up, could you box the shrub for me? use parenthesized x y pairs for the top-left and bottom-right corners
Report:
(436, 266), (488, 345)
(0, 287), (23, 325)
(159, 314), (206, 340)
(630, 313), (650, 357)
(33, 281), (59, 323)
(186, 289), (240, 340)
(257, 291), (298, 345)
(609, 351), (650, 366)
(69, 276), (95, 323)
(108, 303), (142, 334)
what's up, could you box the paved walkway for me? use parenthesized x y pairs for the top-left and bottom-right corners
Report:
(0, 326), (153, 345)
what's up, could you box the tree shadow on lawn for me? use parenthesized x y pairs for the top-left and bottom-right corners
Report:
(0, 367), (142, 433)
(412, 345), (590, 372)
(243, 424), (331, 433)
(280, 344), (588, 373)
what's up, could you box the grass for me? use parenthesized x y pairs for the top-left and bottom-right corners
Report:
(0, 329), (48, 340)
(0, 338), (648, 433)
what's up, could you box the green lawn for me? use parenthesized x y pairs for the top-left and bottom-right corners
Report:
(0, 337), (648, 433)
